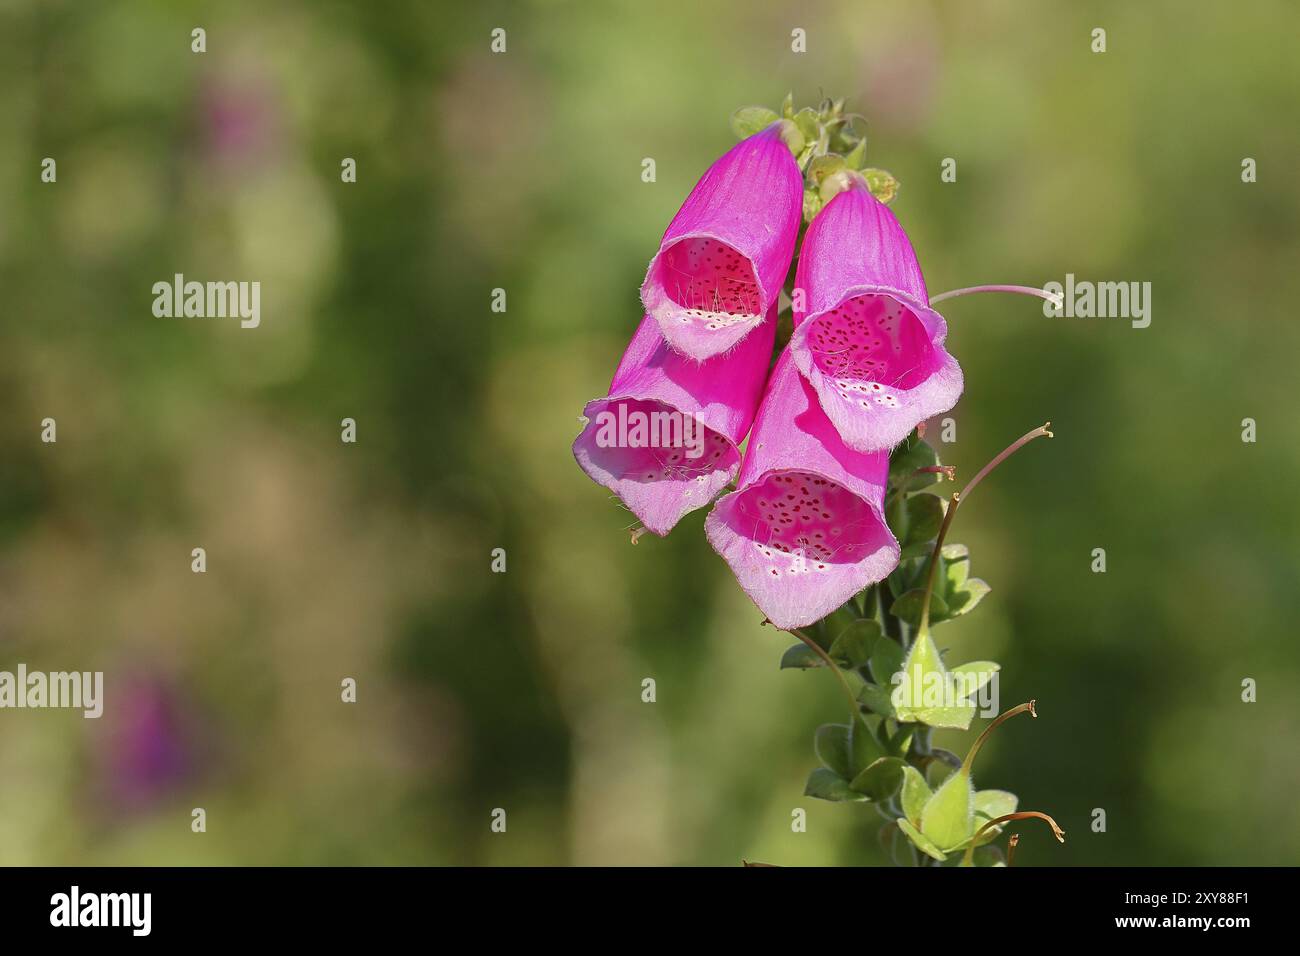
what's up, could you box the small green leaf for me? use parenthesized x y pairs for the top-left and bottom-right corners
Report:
(920, 769), (973, 851)
(730, 106), (780, 139)
(780, 91), (794, 118)
(861, 167), (899, 204)
(822, 600), (862, 637)
(885, 492), (909, 541)
(889, 588), (948, 628)
(829, 619), (881, 669)
(887, 557), (924, 603)
(849, 714), (885, 775)
(897, 818), (947, 862)
(899, 494), (944, 557)
(849, 756), (905, 800)
(900, 765), (932, 827)
(888, 432), (939, 488)
(941, 543), (970, 589)
(779, 643), (824, 670)
(858, 680), (895, 718)
(869, 635), (905, 687)
(804, 767), (868, 802)
(938, 578), (991, 620)
(814, 723), (852, 778)
(874, 714), (892, 752)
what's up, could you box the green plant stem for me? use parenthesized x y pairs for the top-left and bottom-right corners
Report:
(917, 422), (1054, 633)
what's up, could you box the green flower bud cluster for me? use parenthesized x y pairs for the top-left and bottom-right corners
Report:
(731, 94), (899, 220)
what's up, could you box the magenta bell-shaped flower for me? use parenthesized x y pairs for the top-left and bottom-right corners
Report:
(705, 351), (900, 630)
(789, 180), (962, 452)
(573, 307), (777, 536)
(641, 124), (803, 361)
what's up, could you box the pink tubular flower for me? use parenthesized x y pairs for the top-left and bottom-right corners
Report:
(641, 124), (803, 361)
(573, 307), (776, 536)
(705, 351), (900, 630)
(789, 180), (962, 452)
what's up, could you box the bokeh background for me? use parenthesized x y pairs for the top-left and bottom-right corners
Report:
(1, 0), (1298, 866)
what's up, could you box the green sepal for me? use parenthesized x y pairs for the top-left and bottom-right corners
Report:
(802, 188), (824, 224)
(730, 106), (780, 139)
(891, 631), (977, 730)
(861, 167), (899, 204)
(808, 153), (847, 186)
(843, 137), (867, 170)
(920, 768), (973, 852)
(897, 818), (947, 862)
(899, 764), (932, 827)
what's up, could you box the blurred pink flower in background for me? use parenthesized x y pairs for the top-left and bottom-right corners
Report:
(98, 677), (197, 811)
(201, 75), (279, 169)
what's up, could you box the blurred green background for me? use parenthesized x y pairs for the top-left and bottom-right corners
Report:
(1, 0), (1297, 866)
